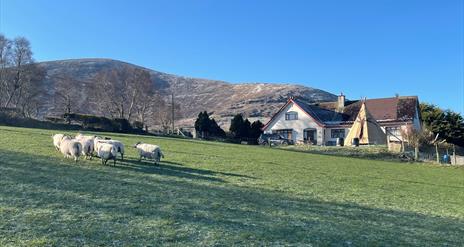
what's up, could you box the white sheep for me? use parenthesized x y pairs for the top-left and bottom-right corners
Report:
(79, 138), (94, 159)
(52, 133), (65, 151)
(96, 142), (118, 166)
(133, 142), (164, 164)
(94, 136), (125, 160)
(75, 133), (96, 159)
(75, 133), (96, 141)
(59, 136), (82, 162)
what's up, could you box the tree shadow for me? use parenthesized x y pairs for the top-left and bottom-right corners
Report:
(120, 158), (256, 179)
(279, 146), (410, 163)
(366, 176), (464, 189)
(1, 149), (463, 246)
(106, 158), (226, 183)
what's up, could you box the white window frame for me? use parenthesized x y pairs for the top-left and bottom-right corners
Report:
(285, 111), (298, 120)
(331, 129), (345, 138)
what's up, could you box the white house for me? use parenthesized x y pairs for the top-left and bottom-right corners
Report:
(262, 94), (422, 145)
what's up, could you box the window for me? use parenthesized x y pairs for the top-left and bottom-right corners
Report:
(275, 129), (293, 140)
(285, 111), (298, 120)
(385, 127), (402, 141)
(331, 129), (345, 138)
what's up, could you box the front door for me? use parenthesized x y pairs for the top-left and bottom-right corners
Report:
(304, 129), (317, 144)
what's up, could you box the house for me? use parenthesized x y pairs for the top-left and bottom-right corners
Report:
(262, 94), (422, 145)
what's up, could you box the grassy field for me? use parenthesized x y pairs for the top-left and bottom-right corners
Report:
(0, 126), (463, 246)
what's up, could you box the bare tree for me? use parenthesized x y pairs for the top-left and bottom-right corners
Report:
(92, 66), (154, 122)
(401, 125), (433, 161)
(53, 75), (82, 118)
(3, 37), (34, 108)
(0, 34), (12, 106)
(17, 64), (45, 117)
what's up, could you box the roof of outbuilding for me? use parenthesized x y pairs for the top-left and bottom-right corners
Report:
(316, 96), (419, 124)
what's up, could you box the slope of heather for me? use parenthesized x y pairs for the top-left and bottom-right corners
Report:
(37, 58), (337, 126)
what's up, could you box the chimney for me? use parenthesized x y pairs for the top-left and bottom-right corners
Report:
(337, 92), (345, 112)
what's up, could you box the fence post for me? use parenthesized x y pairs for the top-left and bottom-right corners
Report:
(453, 144), (457, 165)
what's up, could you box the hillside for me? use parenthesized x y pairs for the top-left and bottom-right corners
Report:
(36, 59), (337, 126)
(0, 126), (463, 245)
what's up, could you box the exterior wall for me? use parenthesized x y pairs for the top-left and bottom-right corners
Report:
(324, 127), (350, 145)
(412, 107), (422, 131)
(263, 102), (324, 144)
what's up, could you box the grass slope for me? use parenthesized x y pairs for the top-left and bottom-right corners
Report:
(0, 126), (463, 246)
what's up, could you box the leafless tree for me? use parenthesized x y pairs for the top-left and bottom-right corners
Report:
(0, 34), (12, 106)
(3, 37), (34, 108)
(53, 75), (82, 117)
(17, 65), (46, 117)
(401, 125), (433, 160)
(92, 66), (155, 122)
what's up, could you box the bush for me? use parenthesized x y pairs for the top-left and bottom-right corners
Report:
(0, 112), (81, 131)
(132, 121), (144, 130)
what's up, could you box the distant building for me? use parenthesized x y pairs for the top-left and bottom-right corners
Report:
(262, 94), (422, 145)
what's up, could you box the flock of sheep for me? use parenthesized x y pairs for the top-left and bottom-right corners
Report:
(52, 133), (164, 165)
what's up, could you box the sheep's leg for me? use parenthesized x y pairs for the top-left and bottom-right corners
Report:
(121, 153), (124, 160)
(139, 155), (142, 162)
(101, 158), (104, 165)
(113, 157), (116, 166)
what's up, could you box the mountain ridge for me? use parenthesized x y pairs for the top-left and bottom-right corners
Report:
(35, 58), (338, 127)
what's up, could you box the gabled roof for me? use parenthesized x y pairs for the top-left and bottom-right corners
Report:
(340, 96), (419, 122)
(262, 98), (327, 130)
(263, 96), (420, 130)
(292, 98), (345, 123)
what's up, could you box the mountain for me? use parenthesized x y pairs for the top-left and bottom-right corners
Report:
(36, 58), (337, 127)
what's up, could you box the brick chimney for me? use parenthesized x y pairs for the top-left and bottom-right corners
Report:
(337, 93), (345, 112)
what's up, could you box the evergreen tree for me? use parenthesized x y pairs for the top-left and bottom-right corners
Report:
(229, 114), (245, 138)
(240, 119), (251, 138)
(420, 103), (464, 146)
(250, 120), (264, 139)
(194, 111), (226, 138)
(194, 111), (210, 138)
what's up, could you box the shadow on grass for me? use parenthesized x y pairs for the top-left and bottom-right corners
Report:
(112, 158), (225, 183)
(366, 176), (464, 189)
(117, 158), (256, 181)
(278, 146), (409, 163)
(0, 149), (463, 246)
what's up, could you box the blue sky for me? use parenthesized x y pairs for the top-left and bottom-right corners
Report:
(1, 0), (463, 113)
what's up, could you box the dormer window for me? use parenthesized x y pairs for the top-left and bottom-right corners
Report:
(285, 111), (298, 120)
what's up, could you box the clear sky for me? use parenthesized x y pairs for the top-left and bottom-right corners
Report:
(1, 0), (463, 113)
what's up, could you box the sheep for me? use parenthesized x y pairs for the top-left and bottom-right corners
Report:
(59, 136), (82, 163)
(75, 133), (96, 159)
(79, 138), (94, 159)
(133, 142), (164, 164)
(96, 142), (118, 166)
(94, 137), (125, 160)
(52, 133), (65, 151)
(75, 133), (96, 141)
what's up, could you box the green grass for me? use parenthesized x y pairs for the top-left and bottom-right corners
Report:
(281, 144), (404, 161)
(0, 126), (463, 246)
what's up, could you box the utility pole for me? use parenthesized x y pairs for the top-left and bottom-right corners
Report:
(171, 92), (175, 134)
